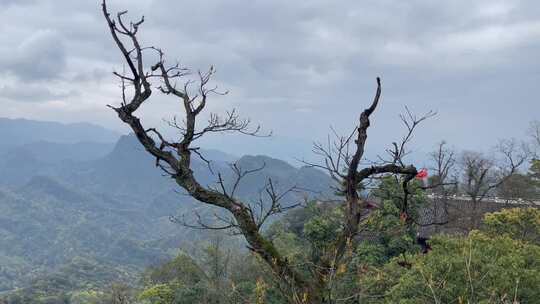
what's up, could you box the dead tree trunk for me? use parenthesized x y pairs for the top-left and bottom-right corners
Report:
(102, 2), (431, 302)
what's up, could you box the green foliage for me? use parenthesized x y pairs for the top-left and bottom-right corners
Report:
(354, 242), (388, 266)
(483, 207), (540, 244)
(302, 203), (345, 264)
(360, 201), (420, 263)
(1, 257), (137, 304)
(0, 183), (170, 293)
(144, 254), (205, 286)
(358, 208), (540, 304)
(138, 283), (176, 304)
(303, 206), (343, 246)
(404, 233), (535, 303)
(372, 176), (427, 215)
(140, 253), (208, 304)
(265, 180), (429, 301)
(269, 227), (305, 262)
(69, 290), (105, 304)
(356, 176), (427, 265)
(137, 238), (280, 304)
(268, 200), (345, 266)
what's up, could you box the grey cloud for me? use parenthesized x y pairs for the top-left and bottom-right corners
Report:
(0, 84), (73, 103)
(70, 68), (110, 83)
(131, 0), (540, 106)
(0, 30), (66, 81)
(0, 0), (539, 158)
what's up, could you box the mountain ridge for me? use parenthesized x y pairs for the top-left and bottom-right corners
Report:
(0, 124), (334, 292)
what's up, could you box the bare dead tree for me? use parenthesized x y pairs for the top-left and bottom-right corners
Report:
(459, 139), (530, 229)
(300, 91), (435, 300)
(386, 106), (437, 166)
(102, 2), (430, 303)
(101, 2), (320, 301)
(422, 141), (457, 231)
(427, 141), (456, 193)
(494, 139), (536, 203)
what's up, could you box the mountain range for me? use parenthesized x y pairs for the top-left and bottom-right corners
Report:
(0, 117), (333, 292)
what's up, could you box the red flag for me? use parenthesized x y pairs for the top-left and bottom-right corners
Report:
(416, 168), (428, 179)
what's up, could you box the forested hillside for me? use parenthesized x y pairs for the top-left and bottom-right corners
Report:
(0, 119), (334, 297)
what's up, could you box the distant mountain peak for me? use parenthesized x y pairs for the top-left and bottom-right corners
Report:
(110, 134), (238, 163)
(237, 154), (296, 171)
(110, 134), (145, 154)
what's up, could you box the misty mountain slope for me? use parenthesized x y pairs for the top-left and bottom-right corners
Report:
(55, 135), (333, 206)
(0, 149), (48, 186)
(0, 144), (113, 187)
(58, 136), (231, 197)
(0, 117), (120, 186)
(0, 130), (334, 292)
(0, 117), (120, 154)
(11, 141), (115, 163)
(221, 154), (335, 204)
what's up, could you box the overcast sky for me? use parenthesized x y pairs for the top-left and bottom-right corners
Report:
(1, 0), (539, 162)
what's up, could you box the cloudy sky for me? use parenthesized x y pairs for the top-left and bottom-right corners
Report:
(1, 0), (539, 162)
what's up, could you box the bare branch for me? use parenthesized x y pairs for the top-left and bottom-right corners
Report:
(458, 140), (530, 228)
(386, 107), (436, 165)
(170, 212), (238, 232)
